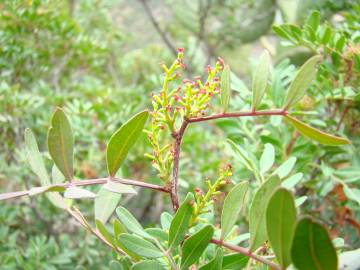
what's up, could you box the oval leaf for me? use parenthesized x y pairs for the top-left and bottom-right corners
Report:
(249, 176), (282, 251)
(285, 115), (351, 145)
(266, 188), (296, 269)
(116, 206), (150, 238)
(283, 55), (322, 109)
(181, 225), (214, 270)
(95, 187), (122, 224)
(107, 110), (149, 177)
(104, 181), (137, 195)
(47, 108), (74, 181)
(260, 143), (275, 174)
(221, 181), (249, 239)
(118, 234), (163, 258)
(64, 186), (96, 199)
(291, 217), (338, 270)
(252, 50), (271, 110)
(222, 253), (249, 270)
(221, 65), (231, 112)
(168, 193), (194, 249)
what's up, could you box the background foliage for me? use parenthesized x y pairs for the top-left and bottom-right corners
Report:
(0, 0), (359, 269)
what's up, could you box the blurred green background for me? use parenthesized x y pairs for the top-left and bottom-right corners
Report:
(0, 0), (359, 269)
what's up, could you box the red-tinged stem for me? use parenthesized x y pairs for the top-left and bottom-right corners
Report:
(0, 177), (169, 201)
(169, 109), (287, 210)
(210, 238), (281, 270)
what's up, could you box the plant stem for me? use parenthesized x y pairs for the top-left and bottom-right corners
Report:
(210, 238), (281, 270)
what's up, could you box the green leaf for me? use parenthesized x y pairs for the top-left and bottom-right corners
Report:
(47, 108), (74, 181)
(282, 173), (303, 189)
(145, 228), (168, 242)
(259, 143), (275, 174)
(291, 217), (338, 270)
(28, 185), (65, 196)
(181, 225), (214, 269)
(118, 234), (163, 258)
(160, 212), (173, 230)
(95, 187), (122, 224)
(283, 55), (322, 109)
(104, 181), (137, 195)
(107, 110), (149, 177)
(252, 50), (271, 110)
(266, 188), (296, 269)
(221, 65), (231, 112)
(116, 207), (150, 238)
(96, 219), (115, 246)
(199, 248), (223, 270)
(249, 176), (282, 251)
(64, 186), (96, 199)
(222, 253), (249, 270)
(285, 115), (351, 145)
(342, 185), (360, 205)
(306, 10), (320, 32)
(109, 260), (124, 270)
(131, 260), (165, 270)
(221, 181), (249, 239)
(274, 157), (297, 179)
(168, 193), (194, 249)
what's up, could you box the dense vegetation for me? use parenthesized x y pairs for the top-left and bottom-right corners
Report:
(0, 0), (359, 269)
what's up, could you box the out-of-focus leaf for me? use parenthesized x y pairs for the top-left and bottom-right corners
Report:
(274, 157), (297, 179)
(283, 55), (322, 109)
(252, 50), (271, 110)
(160, 212), (173, 230)
(221, 65), (231, 112)
(116, 207), (150, 238)
(198, 248), (223, 270)
(282, 173), (303, 189)
(306, 10), (320, 32)
(266, 188), (296, 269)
(104, 181), (137, 195)
(259, 143), (275, 174)
(291, 217), (338, 270)
(181, 225), (214, 270)
(64, 186), (96, 199)
(221, 181), (249, 239)
(342, 185), (360, 205)
(118, 234), (163, 258)
(109, 260), (124, 270)
(107, 110), (149, 177)
(95, 187), (122, 224)
(249, 176), (282, 251)
(47, 108), (74, 181)
(285, 115), (351, 145)
(96, 219), (115, 246)
(339, 249), (360, 270)
(131, 260), (165, 270)
(28, 185), (65, 196)
(168, 193), (194, 249)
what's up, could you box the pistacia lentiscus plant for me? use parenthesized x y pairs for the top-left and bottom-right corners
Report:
(0, 49), (354, 270)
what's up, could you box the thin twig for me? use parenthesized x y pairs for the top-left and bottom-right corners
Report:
(211, 238), (281, 270)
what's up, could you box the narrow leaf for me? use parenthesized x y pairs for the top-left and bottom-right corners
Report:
(96, 219), (115, 246)
(285, 115), (351, 145)
(266, 188), (296, 269)
(116, 207), (150, 238)
(181, 225), (214, 269)
(47, 108), (74, 181)
(104, 181), (137, 195)
(252, 50), (271, 110)
(95, 187), (122, 224)
(29, 185), (65, 196)
(64, 186), (96, 199)
(259, 143), (275, 174)
(221, 65), (231, 112)
(291, 217), (338, 270)
(107, 110), (149, 177)
(283, 55), (322, 109)
(282, 173), (303, 189)
(249, 176), (282, 251)
(168, 193), (194, 249)
(274, 157), (297, 179)
(221, 181), (249, 239)
(118, 234), (163, 258)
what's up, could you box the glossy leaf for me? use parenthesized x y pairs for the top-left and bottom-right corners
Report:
(283, 55), (322, 109)
(95, 187), (122, 224)
(222, 253), (249, 270)
(168, 193), (194, 249)
(249, 176), (282, 251)
(259, 143), (275, 174)
(199, 248), (223, 270)
(291, 217), (338, 270)
(252, 50), (271, 110)
(116, 207), (150, 238)
(221, 181), (249, 239)
(221, 65), (231, 112)
(181, 225), (214, 270)
(131, 260), (165, 270)
(285, 115), (351, 145)
(118, 234), (163, 258)
(266, 188), (296, 269)
(64, 186), (96, 199)
(47, 108), (74, 181)
(107, 110), (149, 177)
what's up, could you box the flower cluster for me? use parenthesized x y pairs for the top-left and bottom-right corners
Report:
(144, 49), (225, 182)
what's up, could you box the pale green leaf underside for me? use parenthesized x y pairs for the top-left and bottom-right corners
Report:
(252, 50), (271, 109)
